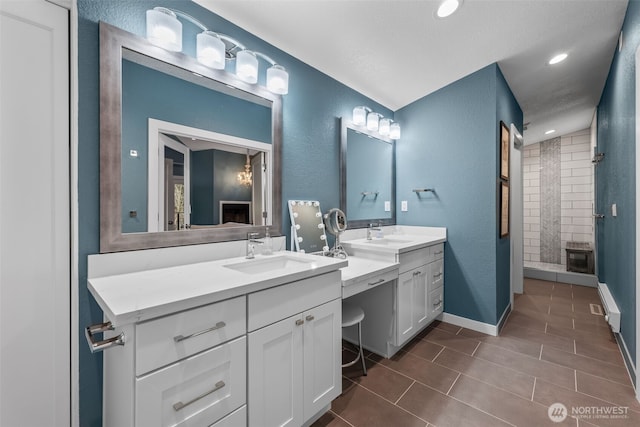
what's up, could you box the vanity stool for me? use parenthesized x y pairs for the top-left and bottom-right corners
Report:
(341, 301), (367, 376)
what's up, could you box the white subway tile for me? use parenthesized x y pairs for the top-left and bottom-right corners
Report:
(571, 151), (591, 161)
(562, 176), (591, 185)
(530, 239), (541, 247)
(572, 217), (593, 226)
(571, 200), (593, 209)
(572, 184), (592, 193)
(561, 185), (572, 193)
(530, 254), (540, 262)
(572, 168), (592, 177)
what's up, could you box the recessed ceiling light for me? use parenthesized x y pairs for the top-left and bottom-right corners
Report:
(437, 0), (461, 18)
(545, 129), (556, 135)
(548, 53), (568, 65)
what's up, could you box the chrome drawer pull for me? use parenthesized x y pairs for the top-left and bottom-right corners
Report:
(172, 380), (225, 412)
(174, 321), (226, 343)
(368, 278), (385, 286)
(433, 272), (443, 278)
(306, 315), (315, 321)
(433, 299), (442, 306)
(85, 321), (125, 353)
(434, 250), (443, 255)
(295, 319), (305, 326)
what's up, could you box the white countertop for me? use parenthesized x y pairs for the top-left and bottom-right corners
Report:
(342, 233), (446, 255)
(340, 256), (399, 287)
(88, 251), (347, 327)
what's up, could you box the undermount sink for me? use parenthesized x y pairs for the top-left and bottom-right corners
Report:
(224, 254), (316, 275)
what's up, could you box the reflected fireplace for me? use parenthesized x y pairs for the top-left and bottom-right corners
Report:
(220, 201), (252, 225)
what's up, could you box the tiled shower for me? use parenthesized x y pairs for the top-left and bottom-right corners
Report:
(523, 129), (594, 271)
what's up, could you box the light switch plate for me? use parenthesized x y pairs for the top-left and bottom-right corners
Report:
(401, 201), (408, 212)
(384, 201), (391, 212)
(612, 203), (617, 217)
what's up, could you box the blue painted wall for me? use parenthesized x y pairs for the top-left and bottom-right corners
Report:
(395, 64), (522, 325)
(596, 0), (639, 366)
(496, 67), (524, 322)
(121, 58), (270, 232)
(346, 129), (393, 221)
(77, 1), (391, 424)
(190, 150), (252, 225)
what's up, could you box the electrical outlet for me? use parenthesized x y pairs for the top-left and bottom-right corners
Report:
(384, 201), (391, 212)
(612, 203), (617, 217)
(401, 201), (408, 212)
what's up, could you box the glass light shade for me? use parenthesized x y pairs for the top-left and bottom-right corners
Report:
(266, 65), (289, 95)
(437, 0), (460, 18)
(353, 106), (367, 126)
(379, 118), (391, 136)
(146, 7), (182, 52)
(367, 112), (380, 131)
(197, 31), (225, 69)
(236, 50), (258, 84)
(390, 122), (401, 140)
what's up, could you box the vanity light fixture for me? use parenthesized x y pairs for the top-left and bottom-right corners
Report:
(146, 7), (289, 95)
(351, 106), (401, 140)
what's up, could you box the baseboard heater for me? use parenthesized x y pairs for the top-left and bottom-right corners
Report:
(597, 282), (621, 333)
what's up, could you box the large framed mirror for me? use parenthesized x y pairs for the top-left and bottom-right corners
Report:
(340, 118), (395, 229)
(100, 22), (282, 252)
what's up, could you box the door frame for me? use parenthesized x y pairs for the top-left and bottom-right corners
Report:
(635, 43), (640, 401)
(510, 124), (524, 308)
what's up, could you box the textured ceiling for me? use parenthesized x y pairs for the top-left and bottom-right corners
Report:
(195, 0), (628, 144)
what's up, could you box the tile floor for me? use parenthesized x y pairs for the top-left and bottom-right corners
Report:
(312, 278), (639, 427)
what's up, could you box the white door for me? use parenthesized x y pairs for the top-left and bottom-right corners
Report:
(396, 270), (415, 345)
(248, 314), (304, 427)
(413, 265), (428, 329)
(302, 299), (341, 418)
(0, 1), (70, 426)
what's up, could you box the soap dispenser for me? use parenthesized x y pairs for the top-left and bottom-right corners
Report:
(263, 226), (273, 255)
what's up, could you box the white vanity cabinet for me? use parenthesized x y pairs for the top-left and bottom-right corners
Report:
(341, 233), (446, 357)
(103, 296), (248, 427)
(247, 272), (342, 427)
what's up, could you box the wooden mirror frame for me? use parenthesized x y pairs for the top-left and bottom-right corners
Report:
(100, 22), (282, 252)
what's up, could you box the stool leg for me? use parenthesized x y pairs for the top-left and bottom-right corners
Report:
(357, 321), (367, 376)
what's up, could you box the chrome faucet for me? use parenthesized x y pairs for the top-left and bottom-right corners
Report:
(246, 232), (263, 259)
(366, 223), (383, 240)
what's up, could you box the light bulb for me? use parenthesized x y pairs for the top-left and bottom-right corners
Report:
(197, 31), (225, 69)
(353, 106), (367, 126)
(437, 0), (460, 18)
(236, 50), (258, 84)
(367, 112), (380, 131)
(390, 122), (401, 140)
(379, 118), (391, 136)
(266, 65), (289, 95)
(146, 7), (182, 52)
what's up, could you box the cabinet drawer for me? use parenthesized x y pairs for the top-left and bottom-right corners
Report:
(342, 269), (398, 299)
(428, 259), (444, 292)
(429, 287), (444, 318)
(397, 248), (429, 273)
(136, 296), (246, 375)
(430, 244), (444, 261)
(136, 336), (246, 427)
(210, 405), (246, 427)
(248, 271), (341, 332)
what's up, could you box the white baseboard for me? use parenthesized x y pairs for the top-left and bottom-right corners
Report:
(438, 312), (498, 337)
(616, 333), (638, 398)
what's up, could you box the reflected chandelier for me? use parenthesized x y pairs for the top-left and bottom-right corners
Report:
(146, 7), (289, 95)
(238, 152), (253, 186)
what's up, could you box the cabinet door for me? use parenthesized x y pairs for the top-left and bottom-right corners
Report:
(303, 299), (341, 418)
(413, 265), (429, 329)
(396, 270), (415, 345)
(248, 314), (304, 427)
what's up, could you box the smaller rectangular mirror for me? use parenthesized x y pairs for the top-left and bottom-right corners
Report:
(340, 118), (395, 229)
(288, 200), (328, 254)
